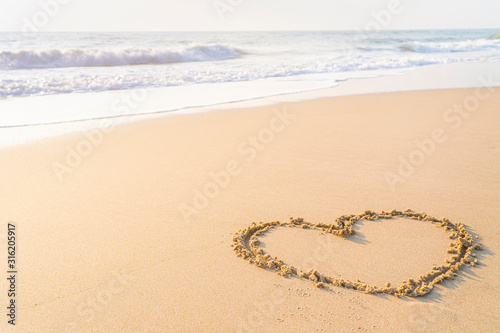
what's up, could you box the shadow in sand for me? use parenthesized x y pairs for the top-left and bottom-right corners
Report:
(345, 219), (371, 245)
(238, 215), (493, 302)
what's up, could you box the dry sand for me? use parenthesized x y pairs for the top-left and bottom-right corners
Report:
(0, 87), (499, 332)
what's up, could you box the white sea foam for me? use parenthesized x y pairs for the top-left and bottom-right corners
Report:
(1, 30), (499, 99)
(0, 44), (241, 70)
(1, 53), (499, 98)
(1, 29), (500, 147)
(400, 39), (500, 53)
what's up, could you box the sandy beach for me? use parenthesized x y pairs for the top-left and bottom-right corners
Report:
(1, 87), (499, 332)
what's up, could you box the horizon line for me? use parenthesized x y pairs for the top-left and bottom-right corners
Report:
(1, 27), (500, 33)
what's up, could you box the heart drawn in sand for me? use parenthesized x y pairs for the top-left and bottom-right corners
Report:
(231, 210), (483, 297)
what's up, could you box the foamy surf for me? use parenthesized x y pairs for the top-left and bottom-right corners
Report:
(0, 53), (492, 99)
(1, 30), (499, 99)
(400, 39), (500, 53)
(0, 44), (241, 70)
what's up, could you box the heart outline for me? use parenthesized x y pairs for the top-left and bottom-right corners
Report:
(232, 209), (483, 297)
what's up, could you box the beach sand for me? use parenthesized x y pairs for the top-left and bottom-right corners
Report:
(1, 87), (499, 332)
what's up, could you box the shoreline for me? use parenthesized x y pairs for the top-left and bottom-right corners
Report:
(1, 60), (499, 148)
(1, 86), (499, 332)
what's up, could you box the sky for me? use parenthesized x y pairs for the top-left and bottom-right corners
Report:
(0, 0), (499, 32)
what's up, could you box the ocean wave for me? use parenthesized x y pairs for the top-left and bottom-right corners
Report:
(400, 39), (500, 53)
(2, 53), (499, 98)
(0, 44), (241, 70)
